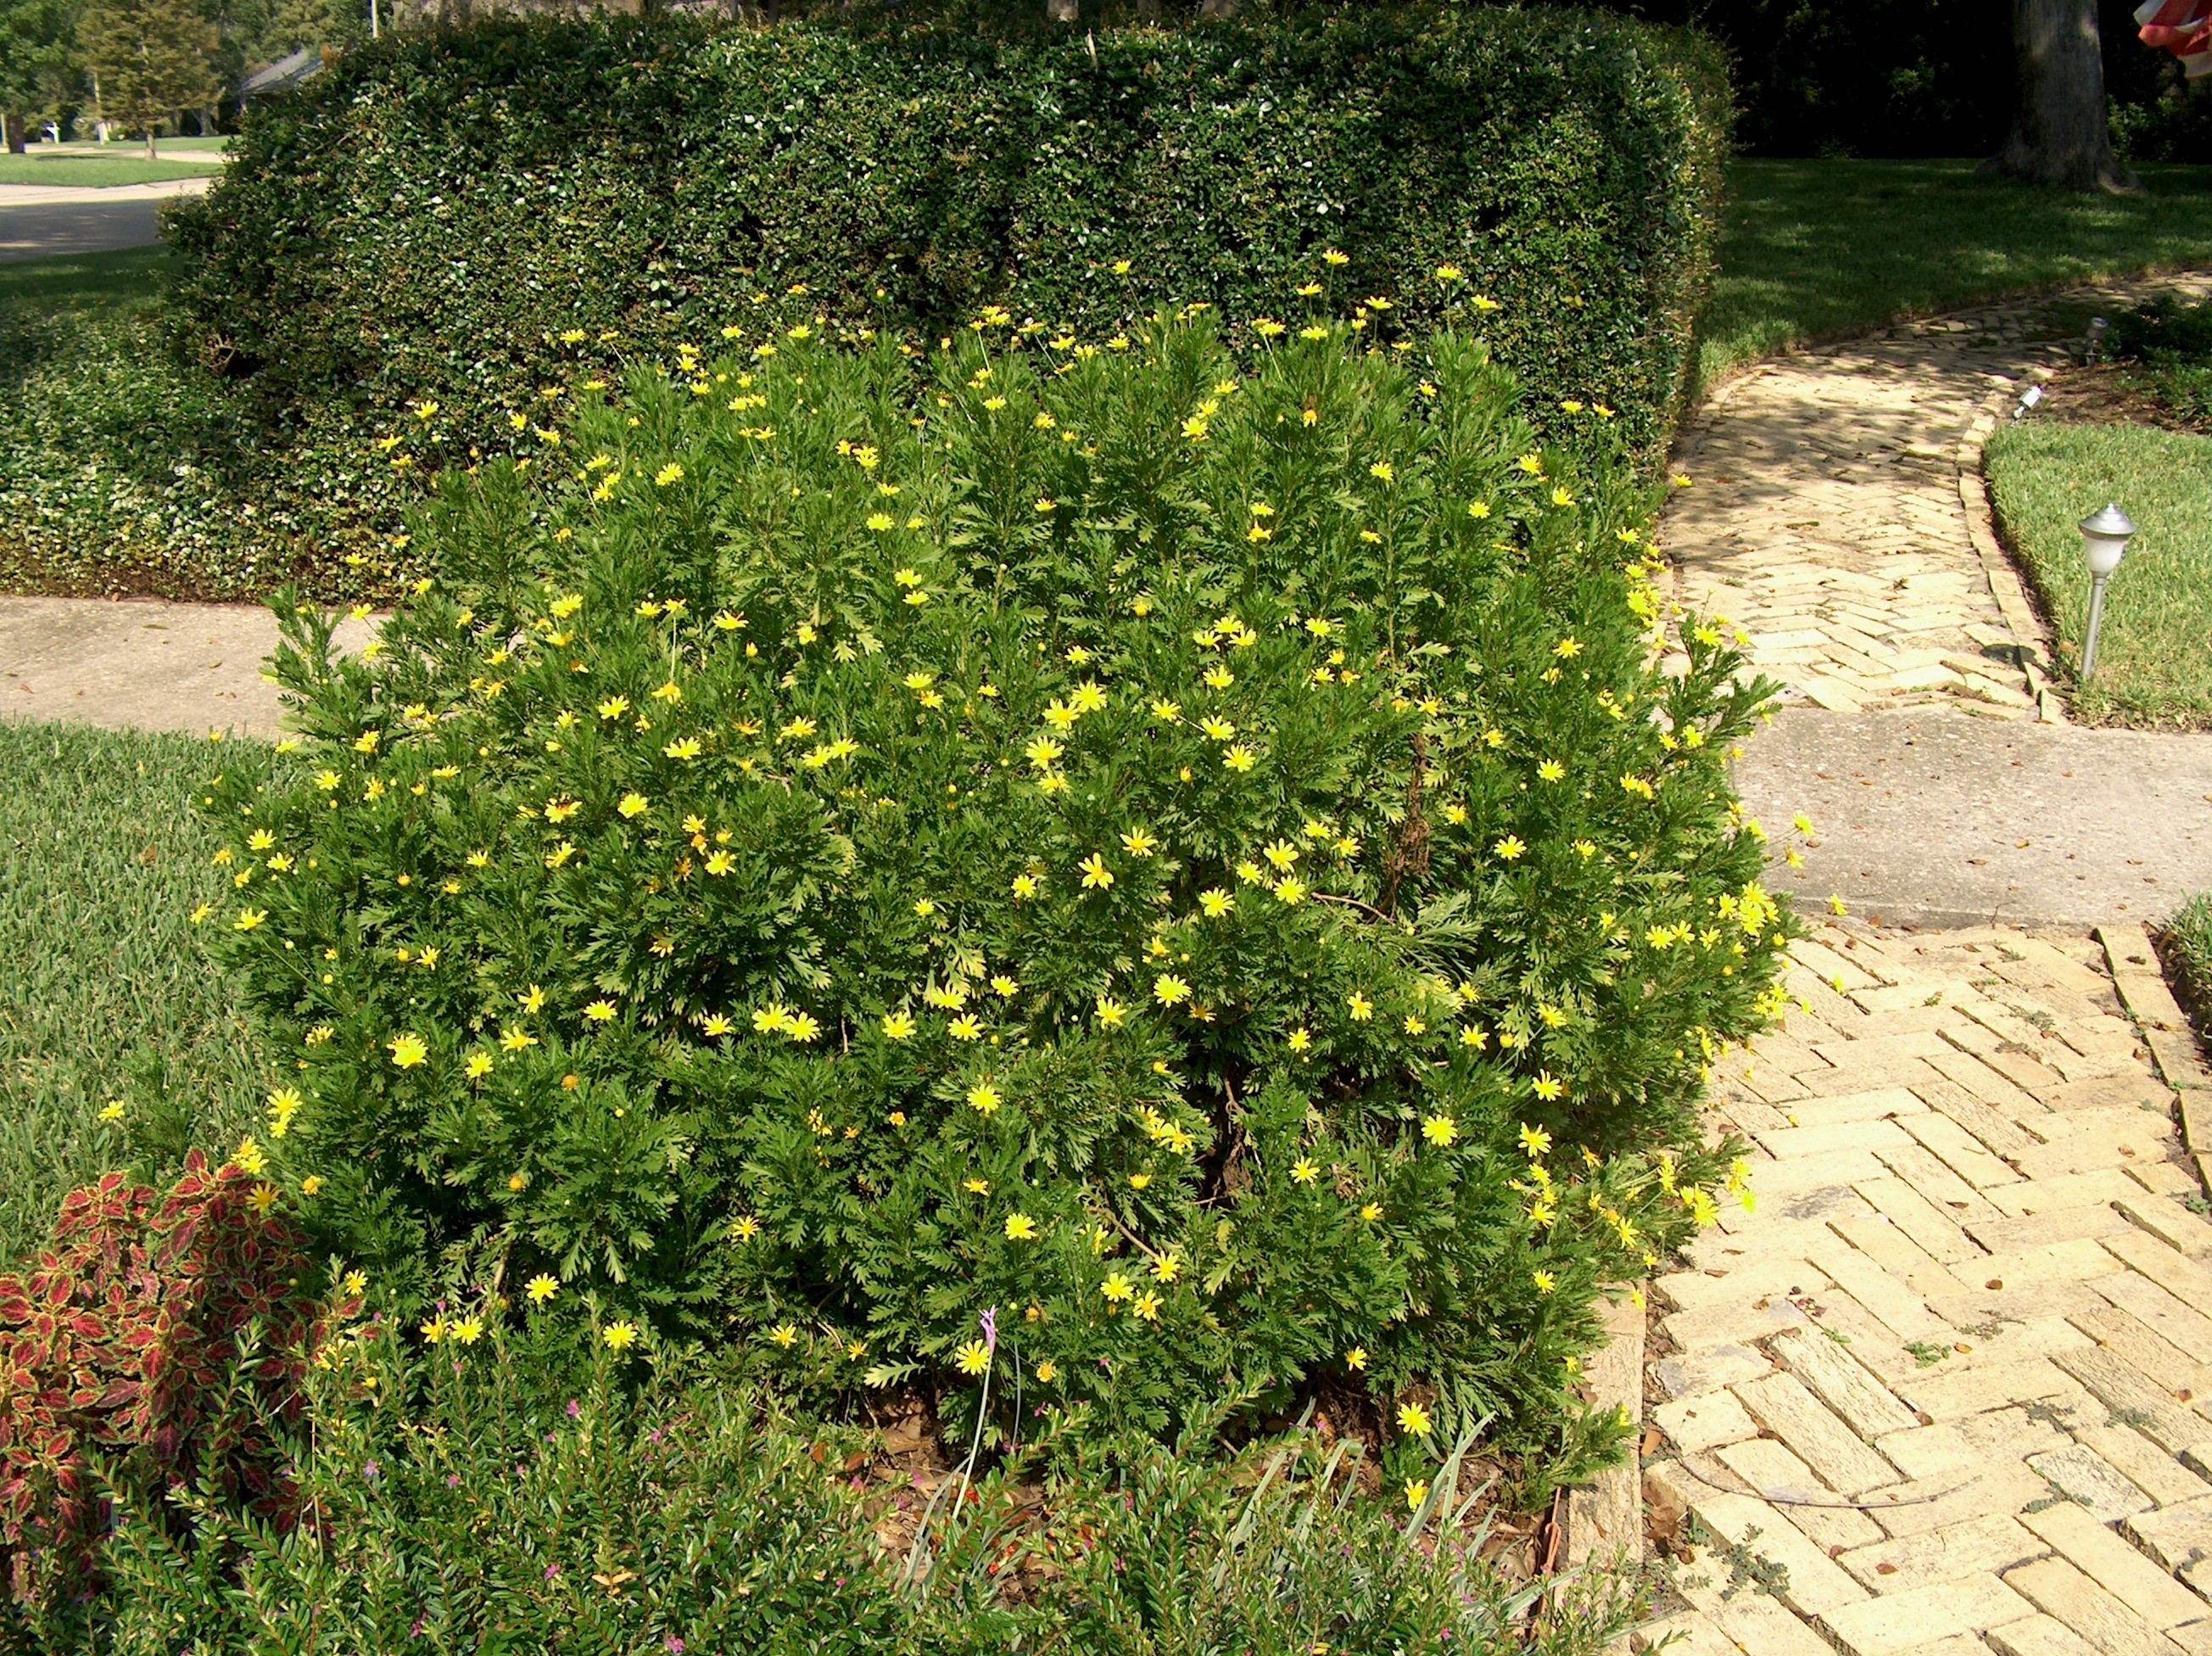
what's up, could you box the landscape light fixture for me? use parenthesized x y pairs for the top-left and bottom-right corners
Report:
(2012, 384), (2044, 421)
(2076, 502), (2137, 681)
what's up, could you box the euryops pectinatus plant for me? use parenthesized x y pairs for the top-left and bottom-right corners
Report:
(195, 297), (1796, 1466)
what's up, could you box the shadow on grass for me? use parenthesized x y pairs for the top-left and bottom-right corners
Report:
(1695, 159), (2212, 399)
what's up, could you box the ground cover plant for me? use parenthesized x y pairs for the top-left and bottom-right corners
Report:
(1699, 159), (2212, 394)
(2102, 293), (2212, 430)
(1983, 419), (2212, 728)
(51, 1323), (1651, 1654)
(0, 247), (400, 599)
(190, 309), (1794, 1488)
(0, 718), (261, 1261)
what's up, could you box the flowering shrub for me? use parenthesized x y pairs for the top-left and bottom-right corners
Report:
(0, 1153), (323, 1589)
(197, 310), (1794, 1460)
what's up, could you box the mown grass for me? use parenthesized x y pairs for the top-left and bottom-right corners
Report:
(0, 154), (224, 187)
(0, 719), (259, 1261)
(0, 243), (173, 305)
(1983, 420), (2212, 728)
(1702, 159), (2212, 394)
(31, 137), (230, 156)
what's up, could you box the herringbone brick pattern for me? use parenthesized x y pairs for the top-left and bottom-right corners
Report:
(1663, 276), (2212, 724)
(1639, 924), (2212, 1656)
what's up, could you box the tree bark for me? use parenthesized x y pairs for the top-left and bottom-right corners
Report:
(3, 115), (25, 155)
(1984, 0), (2141, 192)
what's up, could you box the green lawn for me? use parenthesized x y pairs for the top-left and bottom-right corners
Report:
(0, 154), (225, 187)
(36, 137), (230, 156)
(0, 243), (172, 305)
(1984, 420), (2212, 728)
(0, 719), (257, 1261)
(1703, 159), (2212, 394)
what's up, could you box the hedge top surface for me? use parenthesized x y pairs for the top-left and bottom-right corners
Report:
(166, 8), (1729, 480)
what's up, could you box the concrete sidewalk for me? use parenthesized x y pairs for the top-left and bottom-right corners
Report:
(0, 176), (215, 208)
(1741, 708), (2212, 932)
(0, 596), (371, 738)
(0, 175), (211, 261)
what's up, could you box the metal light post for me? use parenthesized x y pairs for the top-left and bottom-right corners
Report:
(2077, 502), (2137, 682)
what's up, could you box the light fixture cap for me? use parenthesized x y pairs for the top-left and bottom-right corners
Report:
(2079, 502), (2137, 540)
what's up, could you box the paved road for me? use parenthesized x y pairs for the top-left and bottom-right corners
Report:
(0, 176), (212, 261)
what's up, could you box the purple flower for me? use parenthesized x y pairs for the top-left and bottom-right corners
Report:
(362, 1459), (381, 1481)
(544, 1564), (561, 1580)
(566, 1400), (582, 1418)
(664, 1639), (685, 1654)
(446, 1474), (461, 1488)
(980, 1306), (998, 1355)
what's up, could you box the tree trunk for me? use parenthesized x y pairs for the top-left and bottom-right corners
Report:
(3, 115), (25, 156)
(146, 126), (157, 161)
(1984, 0), (2141, 192)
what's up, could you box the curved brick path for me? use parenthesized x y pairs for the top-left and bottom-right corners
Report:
(1668, 273), (2212, 722)
(1622, 275), (2212, 1656)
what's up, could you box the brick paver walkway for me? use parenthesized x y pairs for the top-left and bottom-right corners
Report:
(1665, 274), (2212, 724)
(1639, 923), (2212, 1656)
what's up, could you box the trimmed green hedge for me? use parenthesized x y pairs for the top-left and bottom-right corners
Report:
(170, 8), (1729, 495)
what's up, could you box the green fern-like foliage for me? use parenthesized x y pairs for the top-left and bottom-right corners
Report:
(196, 308), (1794, 1461)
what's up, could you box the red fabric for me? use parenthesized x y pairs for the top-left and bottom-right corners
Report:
(2138, 0), (2212, 76)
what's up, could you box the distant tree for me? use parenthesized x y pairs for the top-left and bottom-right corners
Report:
(78, 0), (218, 158)
(265, 0), (363, 56)
(1986, 0), (2141, 189)
(0, 0), (82, 153)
